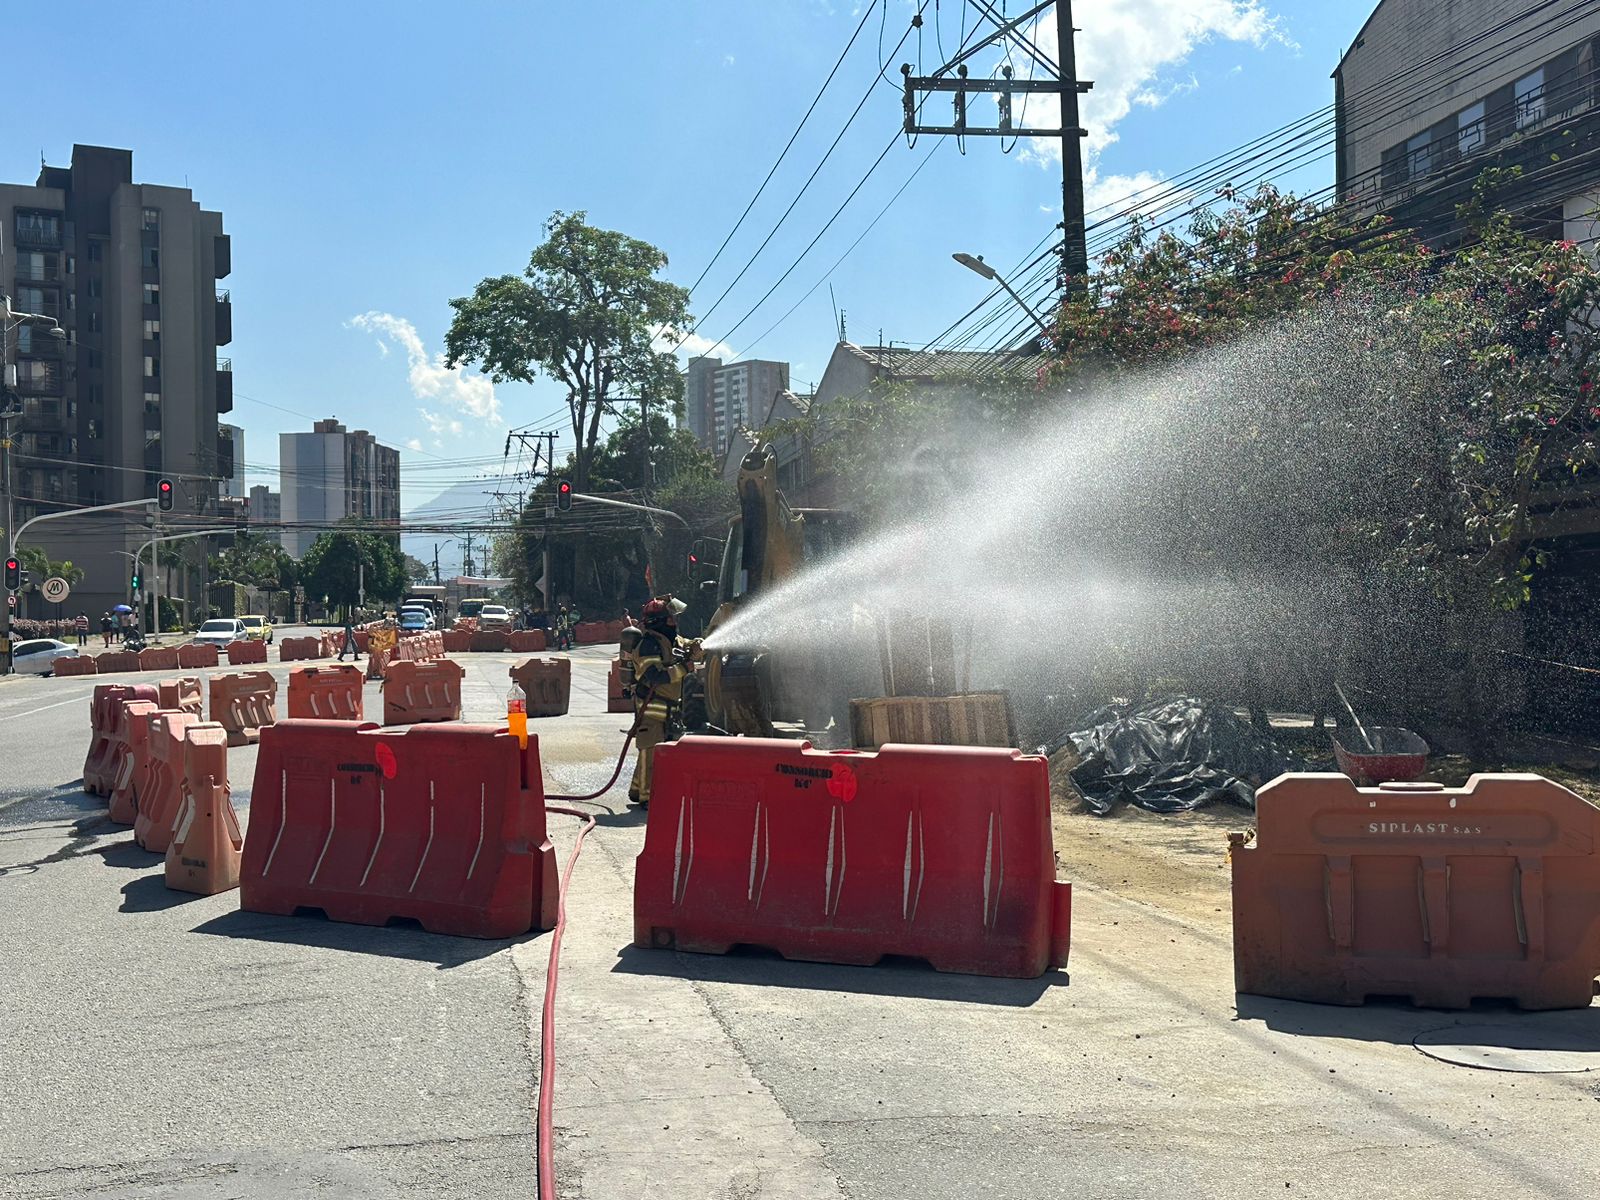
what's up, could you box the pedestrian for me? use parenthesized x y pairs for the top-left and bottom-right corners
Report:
(119, 611), (133, 643)
(73, 613), (89, 646)
(338, 611), (361, 661)
(99, 612), (114, 647)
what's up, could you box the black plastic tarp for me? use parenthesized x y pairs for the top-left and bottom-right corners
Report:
(1051, 696), (1302, 816)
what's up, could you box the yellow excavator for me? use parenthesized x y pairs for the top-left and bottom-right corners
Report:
(698, 444), (861, 737)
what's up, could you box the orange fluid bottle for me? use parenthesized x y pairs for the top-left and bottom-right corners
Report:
(507, 680), (528, 748)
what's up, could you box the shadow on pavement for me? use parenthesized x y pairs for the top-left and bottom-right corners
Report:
(93, 839), (162, 870)
(120, 871), (208, 912)
(611, 943), (1067, 1006)
(190, 908), (530, 969)
(1234, 992), (1600, 1049)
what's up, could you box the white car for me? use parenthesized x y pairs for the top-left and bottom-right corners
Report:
(478, 604), (513, 630)
(12, 638), (81, 675)
(398, 606), (436, 631)
(192, 618), (249, 648)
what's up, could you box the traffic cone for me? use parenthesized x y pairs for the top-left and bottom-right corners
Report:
(165, 724), (241, 895)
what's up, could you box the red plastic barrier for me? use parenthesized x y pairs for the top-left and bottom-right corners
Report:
(278, 636), (321, 662)
(469, 630), (508, 653)
(136, 646), (180, 672)
(54, 655), (98, 677)
(1232, 773), (1600, 1010)
(607, 656), (632, 714)
(605, 619), (628, 642)
(508, 630), (547, 653)
(382, 658), (464, 725)
(83, 683), (159, 796)
(132, 710), (203, 852)
(240, 720), (559, 938)
(109, 700), (161, 823)
(177, 643), (218, 669)
(156, 676), (204, 716)
(286, 664), (364, 720)
(96, 651), (140, 674)
(634, 737), (1072, 978)
(509, 657), (571, 718)
(166, 723), (242, 896)
(227, 639), (268, 666)
(208, 671), (278, 746)
(442, 630), (471, 654)
(572, 621), (607, 645)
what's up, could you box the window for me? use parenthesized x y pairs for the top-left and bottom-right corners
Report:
(14, 212), (62, 247)
(143, 319), (161, 342)
(144, 355), (160, 379)
(86, 278), (102, 299)
(1516, 67), (1545, 128)
(144, 391), (161, 414)
(1406, 130), (1431, 182)
(143, 283), (160, 305)
(1456, 100), (1487, 155)
(86, 419), (100, 439)
(141, 207), (160, 231)
(87, 311), (101, 333)
(66, 254), (74, 275)
(87, 241), (102, 263)
(141, 246), (159, 269)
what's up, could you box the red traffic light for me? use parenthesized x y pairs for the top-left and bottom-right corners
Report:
(4, 556), (19, 590)
(157, 477), (174, 512)
(556, 479), (573, 512)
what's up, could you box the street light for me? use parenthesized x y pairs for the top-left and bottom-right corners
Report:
(952, 251), (1052, 339)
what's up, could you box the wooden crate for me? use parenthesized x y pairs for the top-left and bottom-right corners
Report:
(848, 692), (1017, 751)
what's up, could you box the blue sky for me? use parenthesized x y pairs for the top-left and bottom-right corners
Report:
(18, 0), (1372, 509)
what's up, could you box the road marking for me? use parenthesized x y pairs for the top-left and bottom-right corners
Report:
(0, 691), (98, 722)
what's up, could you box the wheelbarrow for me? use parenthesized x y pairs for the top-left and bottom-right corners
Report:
(1330, 726), (1430, 784)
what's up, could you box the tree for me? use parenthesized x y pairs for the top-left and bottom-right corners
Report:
(403, 553), (431, 583)
(444, 211), (690, 490)
(298, 527), (406, 614)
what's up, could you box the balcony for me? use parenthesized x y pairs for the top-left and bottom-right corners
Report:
(216, 357), (233, 414)
(14, 259), (60, 284)
(13, 214), (63, 250)
(215, 290), (232, 346)
(14, 364), (63, 397)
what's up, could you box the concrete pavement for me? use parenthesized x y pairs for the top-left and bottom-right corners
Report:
(1, 647), (1598, 1198)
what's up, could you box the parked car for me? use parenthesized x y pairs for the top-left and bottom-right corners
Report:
(398, 608), (435, 633)
(12, 638), (81, 675)
(478, 604), (513, 630)
(192, 618), (249, 648)
(239, 614), (274, 643)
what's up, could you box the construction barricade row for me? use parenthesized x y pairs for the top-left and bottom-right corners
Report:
(442, 630), (471, 654)
(208, 671), (278, 746)
(1231, 772), (1600, 1011)
(83, 683), (159, 796)
(508, 630), (547, 653)
(96, 651), (140, 674)
(109, 699), (161, 823)
(509, 657), (571, 718)
(240, 720), (559, 937)
(277, 636), (322, 662)
(469, 630), (508, 653)
(382, 658), (464, 725)
(634, 737), (1073, 979)
(227, 639), (268, 666)
(54, 655), (98, 677)
(286, 663), (365, 720)
(166, 723), (242, 895)
(178, 643), (218, 669)
(136, 646), (180, 672)
(132, 710), (204, 852)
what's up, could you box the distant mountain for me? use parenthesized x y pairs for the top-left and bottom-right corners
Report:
(402, 476), (504, 576)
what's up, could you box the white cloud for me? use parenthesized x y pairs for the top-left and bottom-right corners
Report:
(723, 54), (736, 67)
(405, 437), (423, 452)
(419, 407), (464, 447)
(653, 325), (737, 363)
(348, 311), (501, 425)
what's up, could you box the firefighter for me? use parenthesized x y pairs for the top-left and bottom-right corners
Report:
(622, 595), (701, 807)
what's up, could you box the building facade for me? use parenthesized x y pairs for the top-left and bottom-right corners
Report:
(0, 144), (231, 621)
(1336, 1), (1600, 243)
(278, 418), (400, 558)
(219, 423), (244, 498)
(680, 356), (790, 456)
(248, 483), (281, 547)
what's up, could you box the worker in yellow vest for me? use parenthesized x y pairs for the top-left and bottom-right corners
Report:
(620, 596), (700, 807)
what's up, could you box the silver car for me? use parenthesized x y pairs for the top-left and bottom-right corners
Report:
(11, 638), (82, 675)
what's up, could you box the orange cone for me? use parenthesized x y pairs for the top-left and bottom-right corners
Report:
(165, 724), (242, 895)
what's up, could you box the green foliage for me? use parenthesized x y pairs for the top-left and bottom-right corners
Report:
(211, 531), (296, 594)
(445, 211), (690, 490)
(403, 553), (432, 582)
(298, 526), (406, 612)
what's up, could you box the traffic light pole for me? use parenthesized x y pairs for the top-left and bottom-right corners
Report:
(136, 527), (229, 642)
(3, 497), (156, 670)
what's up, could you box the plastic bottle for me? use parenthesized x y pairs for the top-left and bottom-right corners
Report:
(507, 679), (528, 749)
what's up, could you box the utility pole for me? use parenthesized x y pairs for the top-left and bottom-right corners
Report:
(1057, 0), (1088, 281)
(432, 543), (441, 585)
(462, 531), (475, 579)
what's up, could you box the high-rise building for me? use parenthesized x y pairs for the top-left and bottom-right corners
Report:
(279, 418), (401, 558)
(220, 423), (244, 498)
(0, 143), (231, 621)
(248, 483), (281, 547)
(680, 357), (790, 456)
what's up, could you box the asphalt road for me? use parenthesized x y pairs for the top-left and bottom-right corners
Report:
(1, 649), (1598, 1198)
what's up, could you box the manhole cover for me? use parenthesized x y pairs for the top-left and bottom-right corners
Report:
(1414, 1022), (1600, 1073)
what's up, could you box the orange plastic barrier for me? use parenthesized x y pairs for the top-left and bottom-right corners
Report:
(572, 621), (606, 645)
(227, 639), (267, 666)
(366, 648), (390, 680)
(469, 630), (508, 653)
(382, 658), (464, 725)
(508, 630), (548, 653)
(240, 720), (559, 937)
(286, 663), (365, 720)
(109, 699), (161, 823)
(165, 723), (242, 895)
(1231, 773), (1600, 1010)
(132, 709), (203, 852)
(83, 683), (159, 796)
(607, 656), (632, 713)
(634, 737), (1073, 979)
(509, 657), (571, 718)
(177, 643), (218, 668)
(443, 630), (471, 653)
(136, 645), (179, 672)
(208, 670), (279, 746)
(156, 675), (204, 716)
(96, 651), (140, 674)
(278, 636), (322, 662)
(54, 655), (97, 677)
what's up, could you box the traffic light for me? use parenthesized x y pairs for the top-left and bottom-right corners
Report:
(556, 479), (572, 512)
(131, 569), (141, 592)
(156, 477), (174, 512)
(687, 550), (699, 578)
(4, 556), (18, 591)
